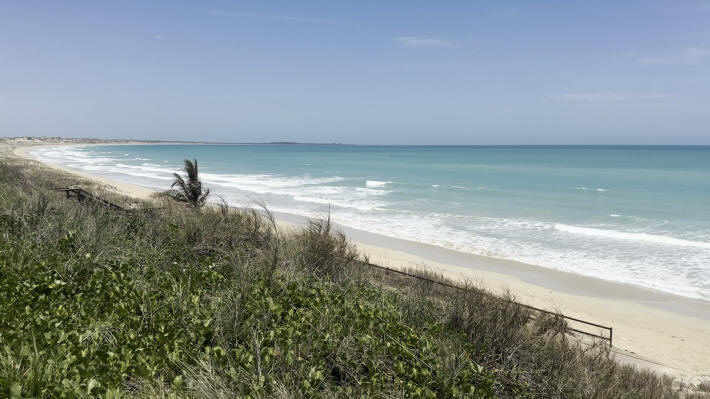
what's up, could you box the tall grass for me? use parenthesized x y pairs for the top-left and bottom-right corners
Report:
(0, 158), (705, 398)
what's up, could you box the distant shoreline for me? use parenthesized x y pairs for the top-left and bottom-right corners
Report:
(4, 136), (710, 147)
(3, 136), (348, 146)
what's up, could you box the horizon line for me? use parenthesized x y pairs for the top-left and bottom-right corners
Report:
(6, 137), (710, 147)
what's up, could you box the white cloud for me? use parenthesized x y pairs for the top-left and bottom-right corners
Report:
(555, 93), (675, 101)
(153, 35), (163, 41)
(395, 36), (454, 47)
(206, 10), (342, 25)
(684, 46), (710, 59)
(636, 46), (709, 65)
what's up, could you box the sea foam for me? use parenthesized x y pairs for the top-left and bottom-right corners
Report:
(555, 224), (710, 249)
(366, 180), (391, 187)
(26, 144), (710, 300)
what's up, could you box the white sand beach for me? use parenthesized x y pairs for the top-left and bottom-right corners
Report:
(6, 138), (710, 383)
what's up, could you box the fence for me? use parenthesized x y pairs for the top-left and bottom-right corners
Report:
(49, 186), (613, 346)
(356, 259), (613, 346)
(51, 187), (125, 210)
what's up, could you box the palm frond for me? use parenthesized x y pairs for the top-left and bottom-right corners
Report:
(197, 188), (210, 206)
(171, 173), (187, 190)
(164, 189), (188, 202)
(185, 159), (199, 184)
(166, 159), (210, 208)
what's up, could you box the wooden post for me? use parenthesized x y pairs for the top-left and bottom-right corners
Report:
(609, 327), (613, 346)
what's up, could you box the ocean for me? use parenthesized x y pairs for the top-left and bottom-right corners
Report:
(30, 144), (710, 300)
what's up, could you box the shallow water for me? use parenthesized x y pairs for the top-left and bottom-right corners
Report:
(30, 144), (710, 300)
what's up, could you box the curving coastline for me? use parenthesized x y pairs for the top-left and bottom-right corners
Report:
(5, 138), (710, 381)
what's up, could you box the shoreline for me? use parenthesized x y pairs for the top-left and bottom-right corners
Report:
(279, 211), (710, 319)
(13, 142), (156, 201)
(7, 139), (710, 381)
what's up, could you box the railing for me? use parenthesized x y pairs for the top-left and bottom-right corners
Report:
(47, 186), (613, 345)
(51, 187), (125, 210)
(357, 259), (613, 345)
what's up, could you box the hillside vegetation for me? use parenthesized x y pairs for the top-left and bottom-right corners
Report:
(0, 159), (698, 398)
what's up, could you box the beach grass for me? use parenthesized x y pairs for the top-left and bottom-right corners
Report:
(0, 158), (705, 398)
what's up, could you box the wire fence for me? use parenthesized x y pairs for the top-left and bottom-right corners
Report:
(357, 259), (613, 346)
(49, 186), (613, 346)
(51, 187), (125, 210)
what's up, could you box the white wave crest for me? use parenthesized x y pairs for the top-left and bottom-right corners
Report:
(366, 180), (391, 187)
(554, 224), (710, 249)
(201, 173), (344, 189)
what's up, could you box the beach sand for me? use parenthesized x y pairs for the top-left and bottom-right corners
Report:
(5, 138), (710, 383)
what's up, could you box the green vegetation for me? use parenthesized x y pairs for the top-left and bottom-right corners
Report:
(0, 158), (701, 398)
(166, 159), (210, 208)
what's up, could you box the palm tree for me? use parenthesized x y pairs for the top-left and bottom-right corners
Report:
(167, 159), (210, 208)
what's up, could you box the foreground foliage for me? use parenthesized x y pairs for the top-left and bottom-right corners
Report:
(0, 159), (694, 398)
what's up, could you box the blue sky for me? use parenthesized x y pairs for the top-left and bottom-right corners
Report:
(1, 1), (709, 144)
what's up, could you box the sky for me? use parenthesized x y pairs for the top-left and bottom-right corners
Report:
(1, 1), (709, 144)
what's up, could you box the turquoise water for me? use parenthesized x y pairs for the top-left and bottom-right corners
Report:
(31, 145), (710, 300)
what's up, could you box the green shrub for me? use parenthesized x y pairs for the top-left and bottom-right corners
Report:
(0, 159), (689, 398)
